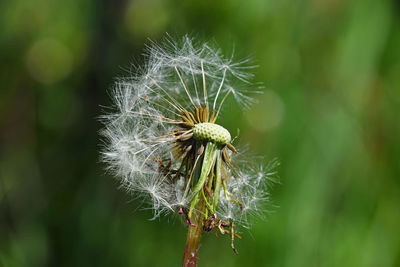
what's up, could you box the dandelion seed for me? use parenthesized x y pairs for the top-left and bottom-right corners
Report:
(100, 35), (278, 267)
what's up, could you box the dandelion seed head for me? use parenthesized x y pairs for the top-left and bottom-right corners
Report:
(100, 35), (278, 232)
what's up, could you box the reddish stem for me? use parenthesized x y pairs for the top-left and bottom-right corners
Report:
(182, 201), (204, 267)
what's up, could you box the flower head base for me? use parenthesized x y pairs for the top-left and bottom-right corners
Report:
(101, 35), (278, 253)
(193, 123), (231, 144)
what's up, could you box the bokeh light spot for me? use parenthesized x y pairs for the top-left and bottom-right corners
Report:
(26, 38), (73, 84)
(246, 90), (284, 132)
(124, 0), (170, 38)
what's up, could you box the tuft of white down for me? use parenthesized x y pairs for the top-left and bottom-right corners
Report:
(100, 35), (273, 225)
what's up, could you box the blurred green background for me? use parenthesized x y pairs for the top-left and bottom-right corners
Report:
(1, 0), (400, 266)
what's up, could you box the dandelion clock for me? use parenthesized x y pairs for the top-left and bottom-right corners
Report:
(100, 36), (278, 267)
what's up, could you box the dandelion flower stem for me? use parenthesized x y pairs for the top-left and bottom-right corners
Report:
(182, 200), (205, 267)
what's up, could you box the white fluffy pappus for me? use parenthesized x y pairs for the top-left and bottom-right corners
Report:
(100, 35), (278, 230)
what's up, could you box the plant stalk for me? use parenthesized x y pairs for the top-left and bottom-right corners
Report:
(182, 200), (204, 267)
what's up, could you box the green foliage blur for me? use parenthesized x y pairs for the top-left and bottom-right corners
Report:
(1, 0), (399, 266)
